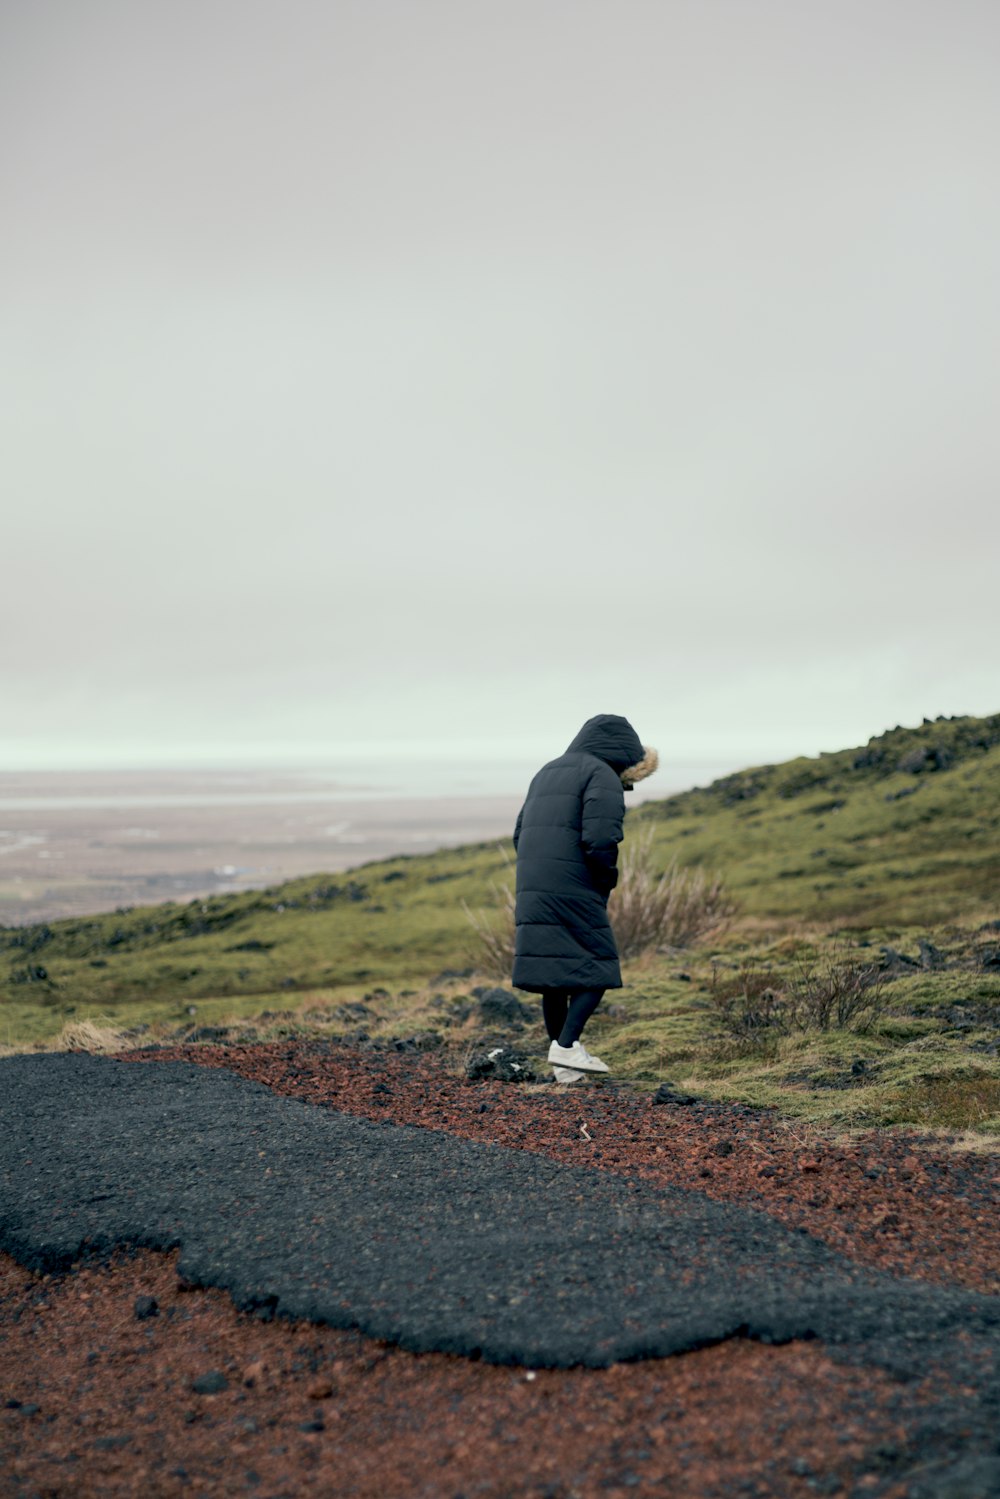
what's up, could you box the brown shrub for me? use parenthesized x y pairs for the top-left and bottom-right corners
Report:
(461, 882), (516, 983)
(786, 952), (886, 1033)
(463, 827), (734, 979)
(706, 961), (789, 1046)
(609, 827), (735, 958)
(707, 949), (886, 1049)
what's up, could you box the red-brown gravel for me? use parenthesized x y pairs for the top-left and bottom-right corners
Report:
(1, 1247), (918, 1499)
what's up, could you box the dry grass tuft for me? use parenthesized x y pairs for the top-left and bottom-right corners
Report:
(53, 1019), (141, 1054)
(463, 827), (734, 978)
(610, 827), (735, 959)
(461, 882), (516, 982)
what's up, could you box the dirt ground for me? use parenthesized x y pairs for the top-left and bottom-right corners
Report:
(2, 1039), (997, 1498)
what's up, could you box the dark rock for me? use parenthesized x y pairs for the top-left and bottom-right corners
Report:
(474, 987), (532, 1027)
(94, 1434), (132, 1450)
(391, 1032), (442, 1052)
(884, 784), (921, 801)
(917, 940), (945, 970)
(880, 946), (919, 970)
(465, 1046), (535, 1083)
(298, 1418), (325, 1432)
(850, 1059), (868, 1077)
(185, 1027), (228, 1043)
(134, 1295), (158, 1320)
(191, 1370), (229, 1395)
(978, 946), (1000, 971)
(9, 964), (49, 985)
(224, 940), (275, 953)
(652, 1084), (697, 1106)
(853, 747), (885, 770)
(18, 1403), (40, 1417)
(897, 745), (953, 775)
(712, 1140), (734, 1157)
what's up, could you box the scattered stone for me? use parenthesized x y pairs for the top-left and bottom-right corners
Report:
(392, 1032), (443, 1053)
(651, 1084), (697, 1106)
(473, 987), (532, 1027)
(465, 1046), (535, 1083)
(307, 1380), (334, 1400)
(133, 1294), (158, 1320)
(242, 1361), (266, 1388)
(712, 1140), (734, 1157)
(299, 1417), (325, 1432)
(917, 940), (946, 970)
(191, 1370), (229, 1395)
(872, 1209), (901, 1232)
(978, 946), (1000, 971)
(897, 745), (953, 775)
(94, 1434), (132, 1450)
(880, 946), (919, 970)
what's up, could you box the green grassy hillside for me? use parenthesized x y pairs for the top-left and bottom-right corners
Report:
(3, 713), (999, 1134)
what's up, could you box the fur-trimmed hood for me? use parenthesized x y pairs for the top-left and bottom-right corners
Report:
(565, 714), (659, 790)
(620, 745), (659, 789)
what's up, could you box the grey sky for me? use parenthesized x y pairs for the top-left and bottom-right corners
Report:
(2, 0), (998, 776)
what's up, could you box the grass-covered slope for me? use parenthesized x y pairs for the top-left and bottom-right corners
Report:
(2, 712), (999, 1134)
(636, 711), (1000, 926)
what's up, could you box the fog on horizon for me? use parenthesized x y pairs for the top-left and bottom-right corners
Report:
(2, 0), (998, 781)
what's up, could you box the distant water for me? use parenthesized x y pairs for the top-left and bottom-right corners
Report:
(0, 756), (732, 812)
(0, 758), (738, 924)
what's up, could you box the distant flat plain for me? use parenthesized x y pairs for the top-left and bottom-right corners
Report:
(0, 768), (523, 926)
(0, 763), (709, 927)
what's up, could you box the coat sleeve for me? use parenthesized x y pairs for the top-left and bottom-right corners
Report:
(513, 803), (524, 851)
(580, 766), (624, 892)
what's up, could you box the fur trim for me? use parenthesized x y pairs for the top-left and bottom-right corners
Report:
(621, 746), (659, 789)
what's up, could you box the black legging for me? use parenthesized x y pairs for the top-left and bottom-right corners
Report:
(541, 987), (606, 1048)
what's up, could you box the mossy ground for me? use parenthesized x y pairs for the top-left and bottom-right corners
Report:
(3, 714), (999, 1134)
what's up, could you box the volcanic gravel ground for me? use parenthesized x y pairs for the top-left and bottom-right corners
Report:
(0, 1248), (922, 1499)
(1, 1044), (998, 1498)
(126, 1040), (1000, 1295)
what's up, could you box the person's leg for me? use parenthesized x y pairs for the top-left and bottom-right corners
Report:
(558, 988), (605, 1048)
(541, 988), (570, 1042)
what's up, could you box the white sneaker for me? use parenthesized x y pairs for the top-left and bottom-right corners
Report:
(547, 1040), (610, 1074)
(552, 1065), (586, 1084)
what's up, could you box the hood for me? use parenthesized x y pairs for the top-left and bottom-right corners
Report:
(566, 714), (659, 787)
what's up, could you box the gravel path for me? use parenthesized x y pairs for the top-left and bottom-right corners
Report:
(2, 1053), (999, 1493)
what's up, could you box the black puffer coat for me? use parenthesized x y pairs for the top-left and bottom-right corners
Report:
(511, 715), (647, 994)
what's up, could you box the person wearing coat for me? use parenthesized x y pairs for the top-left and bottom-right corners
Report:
(511, 714), (658, 1083)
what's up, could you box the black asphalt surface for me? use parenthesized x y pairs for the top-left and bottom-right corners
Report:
(1, 1054), (998, 1494)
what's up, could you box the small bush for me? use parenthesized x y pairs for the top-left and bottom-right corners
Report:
(706, 961), (789, 1046)
(609, 827), (735, 958)
(463, 829), (734, 978)
(787, 953), (886, 1033)
(708, 950), (886, 1048)
(461, 880), (516, 982)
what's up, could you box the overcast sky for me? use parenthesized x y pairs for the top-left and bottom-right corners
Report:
(2, 0), (998, 780)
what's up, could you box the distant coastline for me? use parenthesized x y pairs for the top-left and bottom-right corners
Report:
(0, 760), (735, 926)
